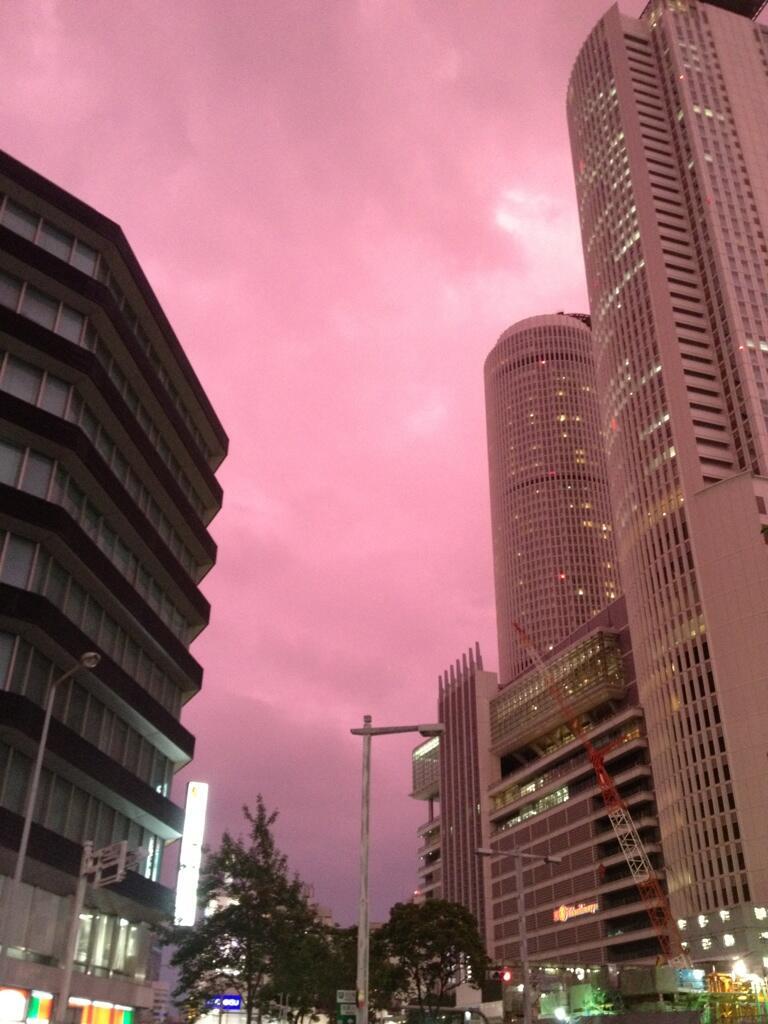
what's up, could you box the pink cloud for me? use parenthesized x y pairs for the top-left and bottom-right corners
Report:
(2, 0), (671, 922)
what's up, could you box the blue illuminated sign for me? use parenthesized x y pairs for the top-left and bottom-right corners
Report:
(205, 996), (243, 1011)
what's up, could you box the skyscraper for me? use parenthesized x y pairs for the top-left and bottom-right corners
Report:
(0, 151), (226, 1018)
(568, 0), (768, 963)
(481, 321), (668, 970)
(485, 314), (619, 687)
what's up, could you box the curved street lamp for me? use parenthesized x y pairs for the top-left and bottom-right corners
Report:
(0, 651), (101, 974)
(477, 846), (562, 1024)
(351, 716), (445, 1024)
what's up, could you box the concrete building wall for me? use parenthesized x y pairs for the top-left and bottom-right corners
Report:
(411, 646), (496, 933)
(438, 647), (496, 937)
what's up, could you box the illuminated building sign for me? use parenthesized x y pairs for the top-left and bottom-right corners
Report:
(553, 900), (599, 923)
(174, 781), (209, 926)
(0, 989), (28, 1024)
(205, 997), (243, 1012)
(66, 998), (134, 1024)
(27, 991), (53, 1024)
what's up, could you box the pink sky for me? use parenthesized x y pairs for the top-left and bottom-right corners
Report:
(3, 0), (656, 924)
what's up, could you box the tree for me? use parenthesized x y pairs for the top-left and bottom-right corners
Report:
(376, 900), (489, 1023)
(309, 924), (403, 1020)
(169, 797), (327, 1024)
(268, 920), (334, 1023)
(312, 926), (357, 1018)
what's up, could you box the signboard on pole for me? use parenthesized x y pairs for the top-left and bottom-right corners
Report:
(336, 991), (356, 1024)
(88, 841), (128, 888)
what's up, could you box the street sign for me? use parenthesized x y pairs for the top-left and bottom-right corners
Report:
(336, 990), (356, 1024)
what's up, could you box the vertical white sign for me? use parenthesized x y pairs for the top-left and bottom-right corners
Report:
(174, 781), (209, 926)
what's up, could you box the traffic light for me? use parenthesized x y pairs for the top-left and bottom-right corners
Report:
(489, 966), (513, 983)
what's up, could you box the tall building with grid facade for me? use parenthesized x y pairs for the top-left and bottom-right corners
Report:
(485, 314), (619, 688)
(0, 152), (226, 1017)
(487, 599), (666, 966)
(437, 647), (496, 938)
(568, 0), (768, 966)
(411, 646), (496, 936)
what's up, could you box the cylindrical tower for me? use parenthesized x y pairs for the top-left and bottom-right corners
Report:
(485, 313), (619, 687)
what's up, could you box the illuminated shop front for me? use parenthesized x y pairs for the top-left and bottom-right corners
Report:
(68, 997), (135, 1024)
(0, 987), (135, 1024)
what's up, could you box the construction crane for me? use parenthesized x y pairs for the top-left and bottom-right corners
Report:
(512, 621), (691, 969)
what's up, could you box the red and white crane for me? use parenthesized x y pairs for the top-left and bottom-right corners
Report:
(512, 622), (690, 969)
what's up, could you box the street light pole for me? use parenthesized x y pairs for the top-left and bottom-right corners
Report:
(356, 716), (372, 1024)
(56, 842), (94, 1024)
(515, 853), (532, 1024)
(351, 718), (444, 1024)
(0, 651), (101, 982)
(54, 840), (145, 1024)
(477, 846), (562, 1024)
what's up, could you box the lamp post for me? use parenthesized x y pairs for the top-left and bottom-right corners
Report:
(476, 846), (562, 1024)
(0, 651), (101, 980)
(55, 840), (146, 1024)
(350, 717), (444, 1024)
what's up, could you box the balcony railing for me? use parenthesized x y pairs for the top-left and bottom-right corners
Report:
(418, 832), (441, 855)
(417, 814), (441, 837)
